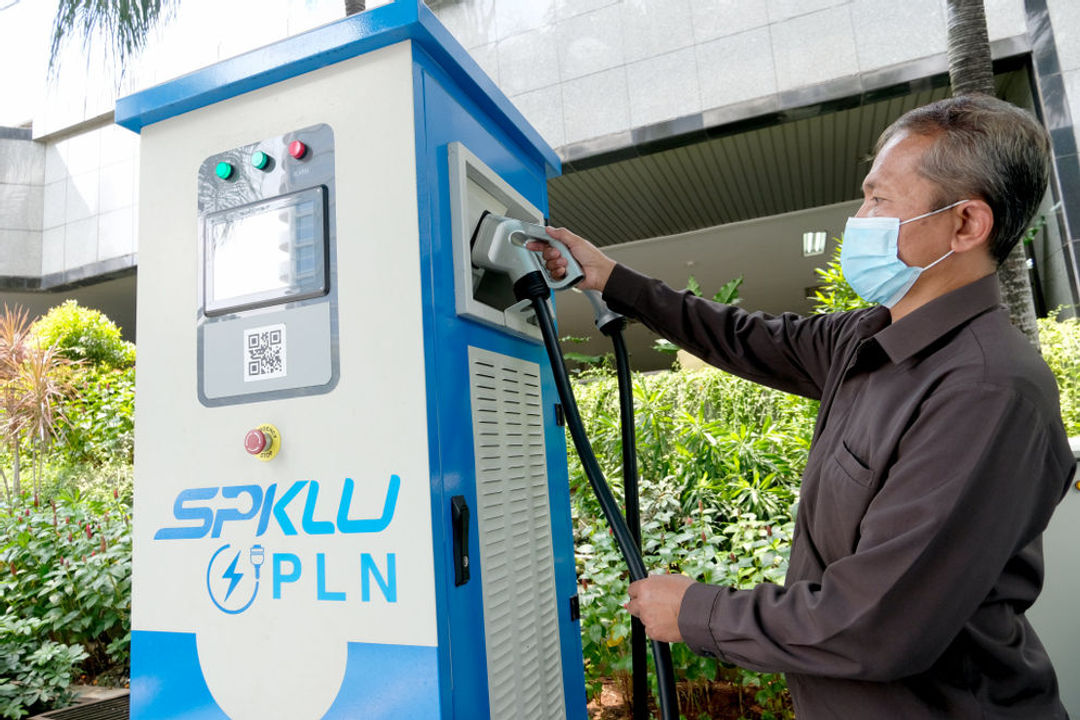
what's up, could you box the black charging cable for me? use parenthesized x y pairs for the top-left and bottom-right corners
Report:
(516, 275), (680, 720)
(586, 292), (649, 720)
(605, 323), (649, 720)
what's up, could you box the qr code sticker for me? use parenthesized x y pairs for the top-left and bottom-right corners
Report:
(243, 324), (287, 382)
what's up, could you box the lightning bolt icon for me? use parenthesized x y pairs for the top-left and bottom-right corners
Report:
(222, 551), (245, 602)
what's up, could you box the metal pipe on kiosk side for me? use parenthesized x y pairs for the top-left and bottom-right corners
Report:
(529, 290), (680, 720)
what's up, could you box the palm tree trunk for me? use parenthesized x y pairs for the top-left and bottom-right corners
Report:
(999, 252), (1042, 346)
(945, 0), (1041, 348)
(945, 0), (995, 95)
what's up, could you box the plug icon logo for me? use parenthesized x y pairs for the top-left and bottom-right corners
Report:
(207, 543), (262, 614)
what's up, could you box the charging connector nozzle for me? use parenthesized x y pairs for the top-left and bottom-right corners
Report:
(470, 213), (585, 297)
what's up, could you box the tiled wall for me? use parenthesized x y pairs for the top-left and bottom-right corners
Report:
(0, 129), (43, 278)
(1043, 0), (1080, 153)
(0, 131), (44, 277)
(38, 124), (139, 279)
(1033, 0), (1080, 297)
(433, 0), (1030, 153)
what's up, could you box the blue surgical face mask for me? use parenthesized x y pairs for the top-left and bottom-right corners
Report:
(840, 200), (967, 307)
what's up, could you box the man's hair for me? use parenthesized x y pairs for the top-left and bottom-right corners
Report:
(875, 94), (1051, 264)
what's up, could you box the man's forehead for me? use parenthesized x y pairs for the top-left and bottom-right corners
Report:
(863, 132), (934, 191)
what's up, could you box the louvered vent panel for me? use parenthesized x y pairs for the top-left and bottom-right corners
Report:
(468, 347), (566, 720)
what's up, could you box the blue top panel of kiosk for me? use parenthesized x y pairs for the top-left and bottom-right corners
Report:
(114, 0), (560, 178)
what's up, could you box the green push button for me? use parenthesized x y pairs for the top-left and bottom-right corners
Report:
(215, 161), (234, 180)
(251, 151), (269, 170)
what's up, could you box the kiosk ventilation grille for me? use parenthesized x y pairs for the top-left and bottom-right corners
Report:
(468, 347), (566, 720)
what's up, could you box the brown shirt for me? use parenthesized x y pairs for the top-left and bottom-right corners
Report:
(603, 266), (1074, 719)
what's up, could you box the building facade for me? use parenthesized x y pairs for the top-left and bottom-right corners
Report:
(1, 0), (1077, 365)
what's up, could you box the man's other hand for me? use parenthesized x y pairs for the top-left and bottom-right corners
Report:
(525, 226), (617, 292)
(626, 573), (695, 643)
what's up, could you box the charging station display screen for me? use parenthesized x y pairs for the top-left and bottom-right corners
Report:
(204, 187), (327, 315)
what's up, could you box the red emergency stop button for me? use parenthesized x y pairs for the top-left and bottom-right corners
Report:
(288, 140), (308, 159)
(244, 423), (281, 461)
(245, 429), (267, 455)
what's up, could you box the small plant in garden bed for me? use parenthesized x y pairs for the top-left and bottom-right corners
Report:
(0, 614), (87, 719)
(1, 301), (135, 505)
(0, 305), (77, 504)
(586, 673), (791, 720)
(0, 492), (131, 718)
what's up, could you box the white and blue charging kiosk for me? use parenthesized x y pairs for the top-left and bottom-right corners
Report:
(117, 3), (587, 717)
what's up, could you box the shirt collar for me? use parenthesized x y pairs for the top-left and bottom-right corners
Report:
(873, 274), (1002, 364)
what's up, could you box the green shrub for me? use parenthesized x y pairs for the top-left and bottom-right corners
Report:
(810, 238), (872, 314)
(0, 302), (135, 498)
(52, 366), (135, 468)
(1038, 314), (1080, 436)
(0, 614), (87, 719)
(569, 369), (812, 716)
(31, 301), (134, 369)
(570, 371), (814, 521)
(65, 463), (133, 507)
(0, 494), (132, 681)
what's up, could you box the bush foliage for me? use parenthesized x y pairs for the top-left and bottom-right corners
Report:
(30, 301), (134, 369)
(0, 614), (86, 719)
(568, 369), (815, 717)
(0, 494), (132, 718)
(0, 302), (135, 717)
(1038, 314), (1080, 435)
(52, 367), (135, 468)
(2, 301), (136, 502)
(809, 239), (872, 314)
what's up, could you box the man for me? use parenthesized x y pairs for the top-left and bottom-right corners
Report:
(535, 95), (1073, 718)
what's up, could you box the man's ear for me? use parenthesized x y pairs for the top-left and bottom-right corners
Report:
(952, 199), (994, 254)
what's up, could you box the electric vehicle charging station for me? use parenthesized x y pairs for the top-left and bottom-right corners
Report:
(116, 2), (589, 717)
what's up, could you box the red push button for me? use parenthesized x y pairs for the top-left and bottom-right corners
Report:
(244, 429), (268, 455)
(244, 423), (281, 461)
(288, 140), (308, 159)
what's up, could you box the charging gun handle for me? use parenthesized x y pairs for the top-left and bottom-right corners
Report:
(513, 226), (585, 291)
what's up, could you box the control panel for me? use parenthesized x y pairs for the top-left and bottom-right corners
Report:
(196, 124), (339, 406)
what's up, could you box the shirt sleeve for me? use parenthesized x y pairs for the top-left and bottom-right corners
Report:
(602, 263), (854, 400)
(677, 383), (1073, 681)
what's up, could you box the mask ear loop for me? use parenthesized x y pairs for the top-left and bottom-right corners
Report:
(921, 249), (954, 271)
(900, 199), (968, 270)
(899, 199), (968, 226)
